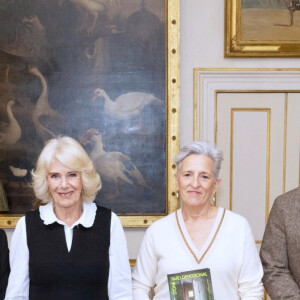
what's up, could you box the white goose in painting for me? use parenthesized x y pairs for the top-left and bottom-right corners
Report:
(81, 128), (148, 197)
(0, 100), (21, 147)
(29, 66), (63, 142)
(92, 88), (164, 130)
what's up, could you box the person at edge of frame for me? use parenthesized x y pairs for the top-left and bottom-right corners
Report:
(260, 187), (300, 300)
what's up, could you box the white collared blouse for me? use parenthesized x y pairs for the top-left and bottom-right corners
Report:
(5, 202), (132, 300)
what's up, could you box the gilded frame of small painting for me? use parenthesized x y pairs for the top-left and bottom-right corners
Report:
(225, 0), (300, 57)
(0, 0), (180, 228)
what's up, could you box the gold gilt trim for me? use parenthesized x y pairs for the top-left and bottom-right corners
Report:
(108, 0), (181, 227)
(266, 110), (271, 224)
(195, 68), (300, 72)
(229, 108), (271, 232)
(193, 67), (300, 141)
(193, 70), (198, 140)
(0, 215), (21, 228)
(214, 91), (218, 145)
(225, 0), (300, 57)
(165, 0), (180, 216)
(283, 94), (288, 194)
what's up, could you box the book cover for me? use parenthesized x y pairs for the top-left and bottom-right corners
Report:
(167, 268), (214, 300)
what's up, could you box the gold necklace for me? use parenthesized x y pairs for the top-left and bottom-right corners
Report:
(175, 208), (226, 264)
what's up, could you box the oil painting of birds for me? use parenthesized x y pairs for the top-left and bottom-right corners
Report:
(69, 0), (123, 34)
(28, 66), (64, 142)
(0, 7), (52, 70)
(0, 0), (166, 215)
(81, 128), (149, 198)
(0, 100), (21, 147)
(0, 65), (17, 104)
(92, 88), (164, 130)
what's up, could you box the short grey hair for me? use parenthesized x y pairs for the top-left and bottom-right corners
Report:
(174, 141), (224, 179)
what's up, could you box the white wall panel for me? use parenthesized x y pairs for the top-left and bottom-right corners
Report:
(216, 92), (286, 242)
(286, 94), (300, 191)
(232, 111), (268, 240)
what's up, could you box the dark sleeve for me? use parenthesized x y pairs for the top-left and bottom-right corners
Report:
(0, 229), (10, 300)
(260, 197), (300, 300)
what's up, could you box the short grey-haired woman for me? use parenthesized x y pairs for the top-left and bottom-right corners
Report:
(5, 136), (132, 300)
(132, 141), (264, 299)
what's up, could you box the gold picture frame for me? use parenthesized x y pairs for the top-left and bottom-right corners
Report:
(0, 0), (180, 228)
(225, 0), (300, 57)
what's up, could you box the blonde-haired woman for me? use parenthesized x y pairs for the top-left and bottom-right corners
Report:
(5, 136), (132, 300)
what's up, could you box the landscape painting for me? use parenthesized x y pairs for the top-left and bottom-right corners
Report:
(241, 0), (300, 40)
(0, 0), (176, 226)
(225, 0), (300, 56)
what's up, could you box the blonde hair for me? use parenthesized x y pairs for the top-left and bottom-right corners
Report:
(31, 136), (101, 203)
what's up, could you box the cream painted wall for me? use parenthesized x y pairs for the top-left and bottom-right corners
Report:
(180, 1), (300, 147)
(4, 0), (300, 260)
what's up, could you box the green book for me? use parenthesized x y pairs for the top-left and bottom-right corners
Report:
(167, 268), (214, 300)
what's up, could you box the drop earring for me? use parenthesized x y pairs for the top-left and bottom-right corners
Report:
(211, 195), (216, 204)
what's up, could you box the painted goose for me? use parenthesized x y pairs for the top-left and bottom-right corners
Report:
(0, 100), (21, 147)
(29, 66), (63, 142)
(92, 88), (164, 129)
(81, 128), (148, 197)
